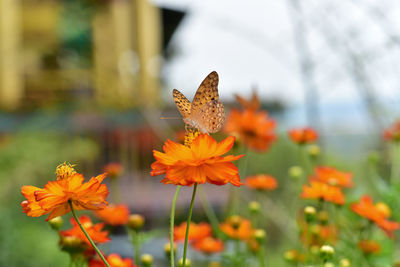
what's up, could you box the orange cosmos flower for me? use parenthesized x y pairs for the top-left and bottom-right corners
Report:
(151, 134), (244, 186)
(358, 240), (381, 254)
(300, 224), (339, 246)
(383, 120), (400, 142)
(224, 109), (276, 152)
(60, 215), (110, 245)
(174, 222), (212, 242)
(103, 163), (123, 178)
(21, 164), (108, 221)
(245, 174), (278, 191)
(288, 127), (318, 144)
(301, 181), (345, 205)
(192, 237), (224, 254)
(89, 253), (137, 267)
(310, 166), (353, 188)
(94, 204), (130, 226)
(351, 195), (400, 237)
(220, 216), (253, 240)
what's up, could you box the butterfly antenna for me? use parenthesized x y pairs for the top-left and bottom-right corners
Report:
(160, 116), (180, 120)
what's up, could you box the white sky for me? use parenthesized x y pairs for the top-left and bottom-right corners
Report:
(153, 0), (400, 130)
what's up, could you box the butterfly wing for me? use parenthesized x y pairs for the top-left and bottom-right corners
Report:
(173, 89), (191, 119)
(192, 100), (225, 133)
(191, 71), (219, 114)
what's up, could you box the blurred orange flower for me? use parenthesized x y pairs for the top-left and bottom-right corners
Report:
(383, 120), (400, 142)
(103, 163), (123, 178)
(220, 217), (253, 240)
(21, 166), (108, 221)
(301, 181), (345, 205)
(234, 91), (260, 111)
(288, 127), (318, 144)
(60, 215), (110, 245)
(310, 166), (353, 188)
(151, 134), (244, 186)
(89, 253), (137, 267)
(224, 109), (276, 151)
(94, 204), (130, 226)
(192, 237), (224, 254)
(358, 240), (381, 254)
(174, 222), (212, 242)
(245, 174), (278, 191)
(351, 195), (400, 237)
(300, 224), (339, 246)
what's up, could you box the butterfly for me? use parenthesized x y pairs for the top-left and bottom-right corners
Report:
(173, 71), (225, 133)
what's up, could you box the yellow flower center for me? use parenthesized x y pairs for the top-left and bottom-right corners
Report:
(184, 129), (200, 147)
(56, 162), (76, 180)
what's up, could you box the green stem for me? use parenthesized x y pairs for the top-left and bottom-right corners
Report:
(390, 142), (400, 185)
(170, 185), (181, 267)
(182, 183), (198, 266)
(68, 201), (110, 267)
(131, 230), (140, 265)
(258, 245), (266, 267)
(198, 186), (222, 238)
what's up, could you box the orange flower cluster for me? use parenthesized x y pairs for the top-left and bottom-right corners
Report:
(103, 163), (123, 178)
(151, 134), (244, 186)
(310, 166), (353, 188)
(224, 109), (276, 152)
(288, 127), (318, 144)
(174, 222), (212, 242)
(192, 237), (224, 254)
(351, 195), (400, 237)
(234, 91), (260, 111)
(220, 216), (253, 240)
(358, 240), (381, 254)
(94, 204), (130, 226)
(301, 181), (345, 205)
(383, 120), (400, 142)
(89, 253), (137, 267)
(174, 222), (224, 254)
(60, 216), (110, 246)
(300, 224), (339, 247)
(245, 174), (278, 191)
(21, 163), (109, 221)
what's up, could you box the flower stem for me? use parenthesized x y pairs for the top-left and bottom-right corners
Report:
(68, 201), (110, 267)
(182, 183), (198, 266)
(170, 185), (181, 267)
(390, 142), (400, 184)
(131, 230), (140, 265)
(198, 186), (222, 238)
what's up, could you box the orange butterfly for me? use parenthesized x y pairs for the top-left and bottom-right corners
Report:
(173, 71), (225, 133)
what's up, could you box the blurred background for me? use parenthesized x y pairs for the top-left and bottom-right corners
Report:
(1, 0), (400, 266)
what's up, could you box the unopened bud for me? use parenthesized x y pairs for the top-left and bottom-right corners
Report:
(252, 229), (266, 244)
(141, 254), (153, 267)
(320, 245), (334, 260)
(227, 215), (242, 230)
(178, 258), (191, 267)
(323, 263), (335, 267)
(308, 144), (320, 158)
(164, 243), (177, 258)
(339, 258), (351, 267)
(318, 211), (329, 225)
(48, 216), (63, 231)
(288, 166), (303, 180)
(248, 201), (261, 214)
(304, 206), (316, 223)
(127, 214), (145, 231)
(208, 261), (221, 267)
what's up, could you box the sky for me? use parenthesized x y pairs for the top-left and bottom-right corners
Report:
(153, 0), (400, 131)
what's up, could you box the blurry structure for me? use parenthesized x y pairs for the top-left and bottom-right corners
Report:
(0, 0), (164, 110)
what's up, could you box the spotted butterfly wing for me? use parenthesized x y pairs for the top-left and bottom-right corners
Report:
(191, 71), (219, 113)
(172, 89), (191, 119)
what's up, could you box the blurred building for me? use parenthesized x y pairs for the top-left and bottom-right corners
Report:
(0, 0), (180, 110)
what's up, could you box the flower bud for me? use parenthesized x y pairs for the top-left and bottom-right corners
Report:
(208, 262), (221, 267)
(339, 258), (351, 267)
(310, 245), (320, 256)
(323, 263), (335, 267)
(317, 211), (329, 225)
(141, 254), (153, 267)
(178, 258), (191, 267)
(48, 216), (63, 231)
(252, 229), (266, 244)
(320, 245), (334, 260)
(375, 202), (391, 217)
(304, 206), (316, 223)
(59, 236), (85, 253)
(127, 214), (145, 231)
(164, 243), (177, 259)
(248, 201), (261, 214)
(283, 250), (297, 262)
(288, 166), (303, 180)
(308, 144), (320, 158)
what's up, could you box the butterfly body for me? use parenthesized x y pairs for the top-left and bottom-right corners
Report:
(173, 71), (225, 133)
